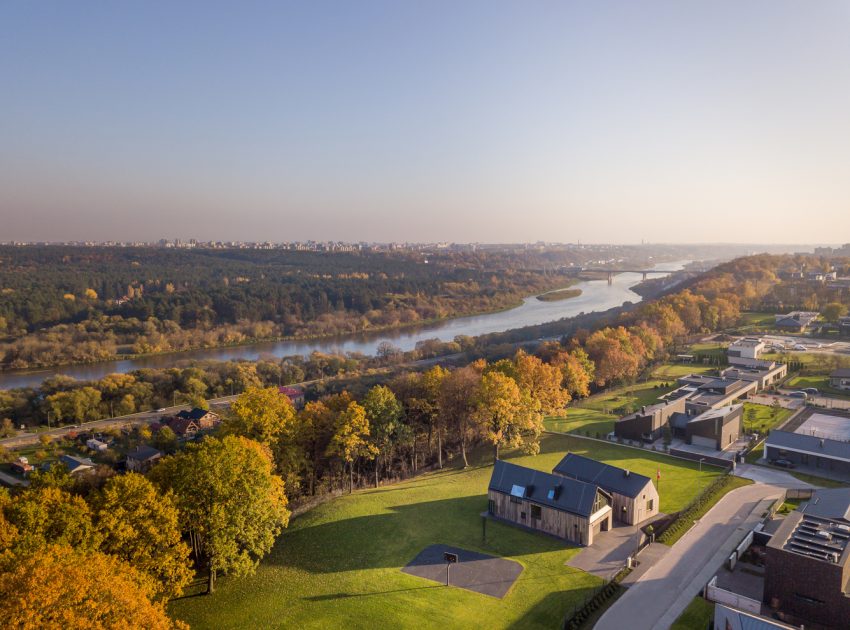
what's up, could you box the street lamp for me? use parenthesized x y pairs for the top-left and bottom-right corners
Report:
(699, 457), (706, 472)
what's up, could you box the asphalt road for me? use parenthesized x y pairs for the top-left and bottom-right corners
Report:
(594, 482), (787, 630)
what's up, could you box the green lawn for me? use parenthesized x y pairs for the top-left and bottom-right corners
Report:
(785, 375), (850, 400)
(650, 363), (713, 379)
(762, 351), (850, 370)
(169, 434), (723, 629)
(580, 380), (675, 414)
(670, 596), (713, 630)
(544, 408), (614, 438)
(742, 402), (793, 435)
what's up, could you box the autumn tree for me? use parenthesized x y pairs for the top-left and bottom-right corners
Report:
(4, 486), (95, 553)
(225, 386), (296, 449)
(362, 385), (403, 487)
(151, 436), (290, 594)
(439, 365), (482, 467)
(294, 400), (337, 495)
(0, 545), (183, 629)
(554, 348), (594, 399)
(90, 473), (193, 599)
(822, 302), (848, 323)
(326, 401), (377, 493)
(474, 371), (540, 461)
(510, 350), (570, 415)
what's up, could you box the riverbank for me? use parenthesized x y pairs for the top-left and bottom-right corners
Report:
(536, 288), (582, 302)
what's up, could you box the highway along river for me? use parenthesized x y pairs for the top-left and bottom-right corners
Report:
(0, 261), (687, 390)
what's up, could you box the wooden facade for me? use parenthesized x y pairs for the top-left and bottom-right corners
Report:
(487, 488), (612, 546)
(609, 480), (659, 526)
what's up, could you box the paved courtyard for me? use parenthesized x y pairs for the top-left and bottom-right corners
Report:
(401, 544), (523, 599)
(567, 514), (666, 580)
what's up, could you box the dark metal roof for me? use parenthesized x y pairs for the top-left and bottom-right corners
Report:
(488, 459), (601, 517)
(177, 408), (211, 421)
(830, 368), (850, 378)
(766, 430), (850, 463)
(127, 445), (162, 461)
(552, 453), (652, 498)
(800, 488), (850, 522)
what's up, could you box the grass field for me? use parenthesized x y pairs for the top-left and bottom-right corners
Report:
(785, 375), (850, 399)
(650, 363), (714, 379)
(742, 402), (793, 435)
(544, 408), (614, 437)
(670, 596), (713, 630)
(762, 351), (850, 370)
(169, 434), (724, 629)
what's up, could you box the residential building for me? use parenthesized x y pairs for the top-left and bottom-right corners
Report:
(679, 377), (758, 416)
(11, 457), (33, 475)
(774, 311), (819, 332)
(86, 438), (108, 452)
(166, 417), (200, 438)
(763, 488), (850, 628)
(614, 397), (687, 442)
(487, 459), (613, 546)
(60, 455), (96, 475)
(126, 445), (162, 473)
(765, 429), (850, 478)
(830, 368), (850, 392)
(727, 337), (766, 364)
(279, 386), (306, 409)
(552, 453), (658, 525)
(679, 404), (743, 451)
(720, 362), (787, 391)
(838, 316), (850, 337)
(175, 408), (220, 430)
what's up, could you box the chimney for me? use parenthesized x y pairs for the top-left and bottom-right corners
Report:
(641, 406), (646, 414)
(624, 470), (630, 477)
(820, 439), (825, 448)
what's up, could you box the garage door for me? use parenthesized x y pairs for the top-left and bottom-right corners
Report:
(691, 435), (716, 449)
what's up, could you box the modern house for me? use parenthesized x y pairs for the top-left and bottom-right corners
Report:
(126, 445), (163, 473)
(763, 488), (850, 627)
(552, 453), (658, 525)
(675, 376), (758, 416)
(727, 337), (766, 364)
(830, 368), (850, 392)
(670, 404), (743, 451)
(774, 311), (819, 332)
(487, 459), (613, 546)
(166, 417), (201, 438)
(720, 362), (787, 391)
(713, 603), (795, 630)
(279, 386), (306, 409)
(60, 454), (96, 475)
(614, 397), (687, 442)
(764, 430), (850, 478)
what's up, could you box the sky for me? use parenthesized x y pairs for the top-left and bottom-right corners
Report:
(2, 1), (850, 244)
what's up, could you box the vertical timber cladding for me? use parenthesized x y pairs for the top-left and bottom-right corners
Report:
(488, 491), (592, 544)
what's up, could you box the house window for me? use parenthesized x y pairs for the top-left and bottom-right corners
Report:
(647, 499), (654, 512)
(510, 496), (521, 505)
(488, 499), (495, 514)
(520, 511), (526, 520)
(531, 504), (542, 520)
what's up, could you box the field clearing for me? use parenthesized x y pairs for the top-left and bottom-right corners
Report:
(169, 434), (723, 629)
(650, 363), (714, 379)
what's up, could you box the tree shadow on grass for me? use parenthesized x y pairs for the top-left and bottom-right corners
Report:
(271, 494), (572, 574)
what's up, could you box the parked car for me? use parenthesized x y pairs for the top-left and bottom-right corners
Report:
(770, 459), (796, 469)
(793, 344), (808, 351)
(787, 391), (808, 399)
(801, 387), (819, 396)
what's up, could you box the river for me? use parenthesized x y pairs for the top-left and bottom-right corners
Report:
(0, 260), (688, 390)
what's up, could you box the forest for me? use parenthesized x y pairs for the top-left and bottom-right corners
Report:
(0, 245), (652, 370)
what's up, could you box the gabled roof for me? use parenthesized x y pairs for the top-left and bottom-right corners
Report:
(830, 368), (850, 378)
(766, 430), (850, 463)
(167, 417), (199, 435)
(127, 445), (162, 461)
(488, 459), (602, 517)
(177, 407), (212, 421)
(552, 453), (652, 498)
(59, 454), (95, 473)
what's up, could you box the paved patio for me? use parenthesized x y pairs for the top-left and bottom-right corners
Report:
(566, 514), (666, 580)
(401, 544), (523, 598)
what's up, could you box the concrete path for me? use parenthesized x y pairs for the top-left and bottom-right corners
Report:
(594, 483), (784, 630)
(733, 463), (817, 488)
(567, 515), (665, 580)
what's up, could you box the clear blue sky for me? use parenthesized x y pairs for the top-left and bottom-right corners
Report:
(2, 1), (849, 243)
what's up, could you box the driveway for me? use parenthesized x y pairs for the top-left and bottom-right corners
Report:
(594, 483), (784, 630)
(733, 463), (817, 488)
(566, 515), (665, 580)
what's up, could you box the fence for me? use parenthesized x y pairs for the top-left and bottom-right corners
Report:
(668, 448), (735, 471)
(705, 576), (761, 615)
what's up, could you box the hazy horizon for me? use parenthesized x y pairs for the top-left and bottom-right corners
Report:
(3, 1), (850, 243)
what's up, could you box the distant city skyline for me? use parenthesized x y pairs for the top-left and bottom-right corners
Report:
(2, 1), (850, 243)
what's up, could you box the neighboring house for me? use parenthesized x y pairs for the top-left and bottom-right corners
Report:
(60, 454), (96, 475)
(774, 311), (819, 332)
(614, 397), (687, 442)
(727, 337), (766, 364)
(682, 404), (743, 451)
(713, 603), (795, 630)
(11, 457), (33, 475)
(829, 368), (850, 392)
(126, 445), (162, 473)
(279, 386), (305, 409)
(720, 362), (787, 391)
(552, 453), (658, 525)
(763, 488), (850, 627)
(86, 438), (108, 452)
(487, 459), (613, 546)
(166, 417), (201, 438)
(175, 408), (220, 430)
(765, 429), (850, 478)
(679, 377), (758, 416)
